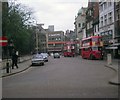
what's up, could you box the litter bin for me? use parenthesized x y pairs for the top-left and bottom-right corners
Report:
(6, 62), (9, 73)
(107, 53), (112, 65)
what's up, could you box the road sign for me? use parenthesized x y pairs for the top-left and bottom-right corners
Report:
(0, 36), (8, 46)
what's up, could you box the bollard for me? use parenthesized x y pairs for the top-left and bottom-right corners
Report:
(107, 54), (112, 65)
(6, 62), (9, 73)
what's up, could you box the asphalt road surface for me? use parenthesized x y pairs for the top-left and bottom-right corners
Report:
(2, 56), (118, 98)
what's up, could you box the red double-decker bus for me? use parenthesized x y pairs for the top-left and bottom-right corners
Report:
(63, 41), (75, 57)
(81, 36), (103, 60)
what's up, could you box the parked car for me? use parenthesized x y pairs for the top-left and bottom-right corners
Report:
(54, 53), (60, 58)
(31, 54), (44, 66)
(40, 53), (48, 62)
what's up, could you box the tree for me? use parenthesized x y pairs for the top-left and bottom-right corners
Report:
(2, 1), (35, 57)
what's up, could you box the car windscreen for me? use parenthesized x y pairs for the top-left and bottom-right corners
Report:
(55, 53), (59, 55)
(33, 55), (43, 59)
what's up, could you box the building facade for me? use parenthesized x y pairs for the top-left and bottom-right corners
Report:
(74, 7), (87, 40)
(93, 2), (99, 36)
(33, 24), (47, 53)
(48, 25), (54, 32)
(99, 1), (115, 44)
(86, 2), (94, 37)
(47, 31), (65, 53)
(114, 1), (120, 58)
(99, 1), (115, 57)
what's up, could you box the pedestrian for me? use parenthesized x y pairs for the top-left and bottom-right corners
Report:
(12, 49), (19, 69)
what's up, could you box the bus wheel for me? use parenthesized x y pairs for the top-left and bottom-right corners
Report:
(90, 55), (94, 60)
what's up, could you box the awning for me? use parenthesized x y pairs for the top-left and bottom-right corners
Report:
(105, 43), (120, 49)
(105, 46), (118, 49)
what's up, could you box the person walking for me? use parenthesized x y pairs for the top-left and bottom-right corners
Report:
(12, 50), (19, 69)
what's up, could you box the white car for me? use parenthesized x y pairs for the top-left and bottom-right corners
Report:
(31, 54), (44, 66)
(40, 53), (49, 62)
(54, 53), (60, 58)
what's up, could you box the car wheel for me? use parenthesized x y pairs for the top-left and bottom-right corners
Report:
(42, 63), (44, 66)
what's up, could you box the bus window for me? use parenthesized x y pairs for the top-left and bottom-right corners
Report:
(92, 47), (98, 51)
(92, 38), (98, 42)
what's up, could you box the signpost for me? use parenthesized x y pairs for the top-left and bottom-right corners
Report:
(0, 36), (8, 46)
(0, 36), (10, 73)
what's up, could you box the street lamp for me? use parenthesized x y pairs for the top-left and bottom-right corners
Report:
(53, 43), (55, 53)
(35, 27), (39, 53)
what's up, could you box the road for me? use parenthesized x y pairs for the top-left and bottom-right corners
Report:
(2, 56), (118, 98)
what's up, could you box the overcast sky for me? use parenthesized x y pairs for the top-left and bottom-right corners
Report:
(17, 0), (88, 32)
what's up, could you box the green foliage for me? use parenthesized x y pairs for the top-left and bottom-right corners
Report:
(2, 2), (35, 55)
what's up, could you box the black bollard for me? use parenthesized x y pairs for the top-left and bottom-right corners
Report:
(6, 62), (9, 73)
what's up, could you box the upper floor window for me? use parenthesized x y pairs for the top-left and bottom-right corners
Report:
(101, 16), (103, 27)
(82, 23), (85, 27)
(78, 23), (81, 27)
(90, 21), (93, 28)
(100, 4), (103, 12)
(104, 2), (107, 10)
(108, 12), (113, 24)
(104, 14), (107, 26)
(116, 9), (120, 21)
(108, 1), (112, 6)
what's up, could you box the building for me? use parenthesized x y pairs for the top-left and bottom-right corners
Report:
(65, 30), (76, 41)
(99, 1), (115, 57)
(114, 1), (120, 58)
(33, 24), (47, 53)
(86, 2), (94, 37)
(74, 7), (87, 54)
(48, 25), (54, 32)
(93, 2), (99, 36)
(74, 7), (87, 40)
(47, 31), (65, 54)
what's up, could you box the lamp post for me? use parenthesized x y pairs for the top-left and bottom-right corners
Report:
(53, 43), (55, 54)
(35, 27), (39, 53)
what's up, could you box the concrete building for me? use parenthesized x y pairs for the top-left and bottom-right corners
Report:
(99, 1), (115, 43)
(47, 31), (64, 53)
(86, 2), (94, 37)
(93, 2), (99, 36)
(33, 24), (47, 53)
(48, 25), (54, 32)
(74, 7), (87, 55)
(65, 30), (76, 41)
(99, 1), (115, 57)
(74, 7), (87, 40)
(114, 1), (120, 58)
(86, 1), (99, 37)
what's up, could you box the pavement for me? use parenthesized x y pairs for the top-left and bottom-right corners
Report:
(0, 55), (32, 77)
(105, 58), (120, 85)
(1, 55), (120, 85)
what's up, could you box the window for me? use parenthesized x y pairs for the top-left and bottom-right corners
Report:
(92, 38), (98, 42)
(92, 47), (98, 51)
(108, 0), (112, 6)
(90, 21), (93, 28)
(104, 2), (107, 10)
(82, 23), (85, 27)
(94, 25), (96, 32)
(100, 4), (103, 12)
(98, 24), (99, 31)
(116, 10), (119, 21)
(89, 10), (92, 16)
(104, 14), (107, 26)
(78, 23), (81, 27)
(87, 23), (89, 29)
(108, 12), (112, 24)
(101, 17), (103, 27)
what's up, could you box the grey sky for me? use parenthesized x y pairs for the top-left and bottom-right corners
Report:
(17, 0), (88, 31)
